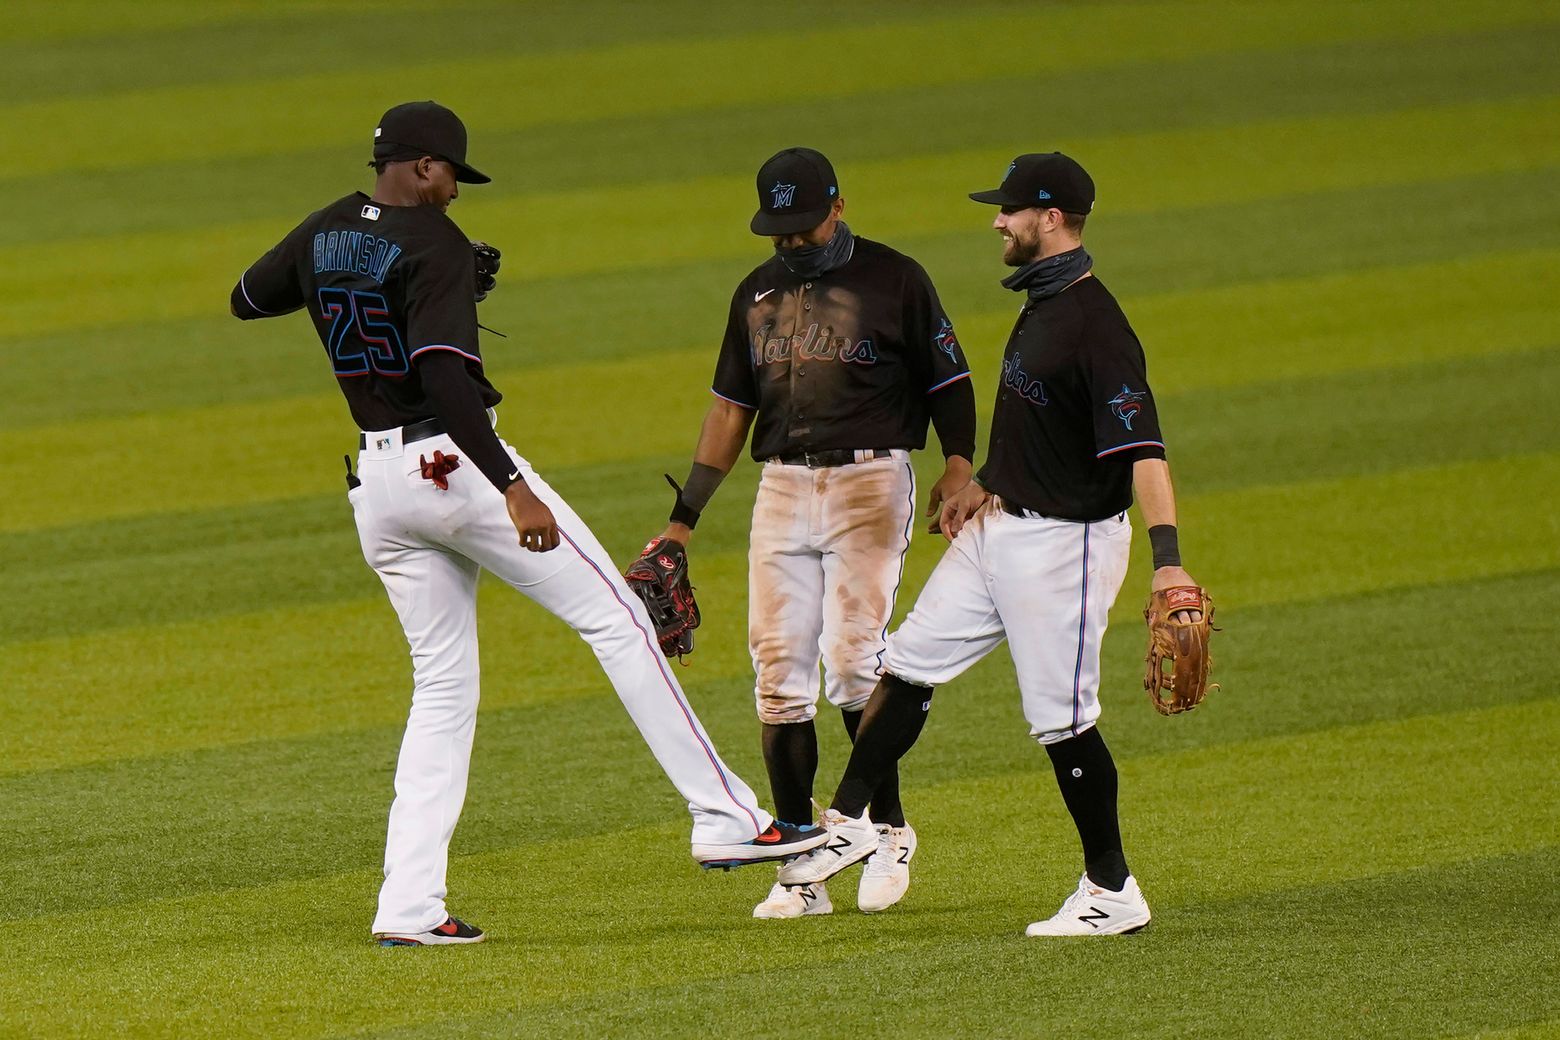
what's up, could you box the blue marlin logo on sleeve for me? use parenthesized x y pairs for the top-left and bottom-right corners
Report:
(933, 317), (960, 362)
(1109, 385), (1148, 430)
(770, 182), (797, 208)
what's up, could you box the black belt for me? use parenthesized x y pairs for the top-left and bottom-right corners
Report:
(771, 448), (892, 468)
(359, 416), (446, 450)
(999, 497), (1123, 524)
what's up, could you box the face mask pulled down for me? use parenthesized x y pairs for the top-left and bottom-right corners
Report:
(776, 221), (855, 278)
(1001, 245), (1093, 301)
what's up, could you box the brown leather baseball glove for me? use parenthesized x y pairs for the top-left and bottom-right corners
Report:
(624, 537), (700, 659)
(1143, 586), (1217, 715)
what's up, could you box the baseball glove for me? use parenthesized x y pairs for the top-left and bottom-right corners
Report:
(472, 241), (501, 302)
(624, 537), (701, 659)
(1143, 586), (1217, 715)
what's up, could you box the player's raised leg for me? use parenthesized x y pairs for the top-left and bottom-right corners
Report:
(454, 454), (823, 865)
(780, 516), (1007, 886)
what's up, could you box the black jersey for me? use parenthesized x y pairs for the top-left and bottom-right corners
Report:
(231, 192), (500, 432)
(976, 276), (1165, 522)
(711, 237), (970, 461)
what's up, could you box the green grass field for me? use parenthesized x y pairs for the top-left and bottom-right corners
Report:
(3, 2), (1558, 1036)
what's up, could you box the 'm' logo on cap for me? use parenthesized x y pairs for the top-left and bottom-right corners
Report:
(770, 182), (797, 208)
(1005, 160), (1017, 179)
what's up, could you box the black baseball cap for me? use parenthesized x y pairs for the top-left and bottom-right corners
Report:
(969, 152), (1093, 214)
(371, 101), (490, 184)
(750, 147), (839, 235)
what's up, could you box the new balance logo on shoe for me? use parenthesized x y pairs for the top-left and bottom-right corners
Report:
(1078, 906), (1110, 927)
(826, 835), (853, 856)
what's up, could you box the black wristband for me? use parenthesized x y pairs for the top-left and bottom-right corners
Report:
(666, 474), (700, 529)
(1148, 524), (1181, 569)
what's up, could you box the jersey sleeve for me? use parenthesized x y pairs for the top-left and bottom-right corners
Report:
(404, 226), (481, 364)
(710, 286), (758, 408)
(902, 261), (971, 394)
(231, 220), (310, 320)
(1086, 318), (1166, 460)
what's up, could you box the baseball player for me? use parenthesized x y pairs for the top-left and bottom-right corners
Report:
(779, 152), (1204, 936)
(655, 147), (977, 919)
(228, 101), (825, 947)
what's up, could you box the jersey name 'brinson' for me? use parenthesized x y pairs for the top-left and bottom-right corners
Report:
(712, 238), (970, 459)
(978, 276), (1165, 521)
(231, 192), (499, 431)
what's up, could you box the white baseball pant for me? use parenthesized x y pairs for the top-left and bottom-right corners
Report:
(350, 425), (771, 936)
(748, 451), (917, 723)
(883, 501), (1132, 743)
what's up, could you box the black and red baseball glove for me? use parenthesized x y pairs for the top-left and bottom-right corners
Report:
(624, 537), (701, 659)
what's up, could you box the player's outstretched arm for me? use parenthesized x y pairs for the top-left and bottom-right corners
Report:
(657, 396), (755, 546)
(1132, 457), (1201, 621)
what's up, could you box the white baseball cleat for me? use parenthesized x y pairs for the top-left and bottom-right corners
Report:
(776, 808), (878, 885)
(752, 880), (833, 919)
(857, 822), (917, 913)
(1024, 874), (1151, 936)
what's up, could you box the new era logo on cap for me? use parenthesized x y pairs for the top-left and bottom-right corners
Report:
(970, 152), (1095, 214)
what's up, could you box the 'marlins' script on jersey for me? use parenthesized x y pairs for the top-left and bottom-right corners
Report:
(750, 319), (879, 365)
(713, 237), (970, 460)
(313, 229), (403, 284)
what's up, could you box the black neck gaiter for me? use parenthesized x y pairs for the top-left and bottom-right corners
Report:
(776, 221), (855, 278)
(1001, 245), (1093, 301)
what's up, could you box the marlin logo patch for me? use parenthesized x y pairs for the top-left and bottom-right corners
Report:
(1109, 385), (1148, 430)
(933, 317), (960, 363)
(770, 182), (797, 208)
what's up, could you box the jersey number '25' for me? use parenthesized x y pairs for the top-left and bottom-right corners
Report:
(317, 287), (410, 377)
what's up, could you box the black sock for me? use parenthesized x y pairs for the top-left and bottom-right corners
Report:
(1045, 726), (1130, 891)
(830, 674), (932, 818)
(842, 708), (906, 827)
(761, 720), (817, 825)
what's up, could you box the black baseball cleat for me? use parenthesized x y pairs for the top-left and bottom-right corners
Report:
(374, 916), (486, 947)
(693, 820), (829, 870)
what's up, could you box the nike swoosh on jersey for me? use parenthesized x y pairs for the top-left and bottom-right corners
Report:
(508, 469), (521, 482)
(754, 288), (776, 302)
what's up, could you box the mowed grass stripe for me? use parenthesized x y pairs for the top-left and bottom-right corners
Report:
(0, 0), (398, 44)
(5, 343), (1557, 646)
(3, 571), (1552, 916)
(12, 166), (1560, 428)
(7, 94), (1558, 341)
(2, 427), (1552, 772)
(4, 700), (1554, 1036)
(11, 23), (1559, 248)
(3, 246), (1552, 532)
(360, 851), (1560, 1040)
(11, 1), (1551, 180)
(0, 0), (958, 105)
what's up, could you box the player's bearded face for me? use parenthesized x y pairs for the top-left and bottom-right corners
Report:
(996, 208), (1045, 266)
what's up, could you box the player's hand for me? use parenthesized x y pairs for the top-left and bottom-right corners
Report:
(505, 480), (559, 552)
(925, 456), (974, 534)
(938, 482), (991, 541)
(658, 522), (692, 547)
(1152, 565), (1203, 623)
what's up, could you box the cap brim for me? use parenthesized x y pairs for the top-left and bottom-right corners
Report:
(968, 188), (1023, 205)
(750, 205), (831, 236)
(452, 161), (490, 185)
